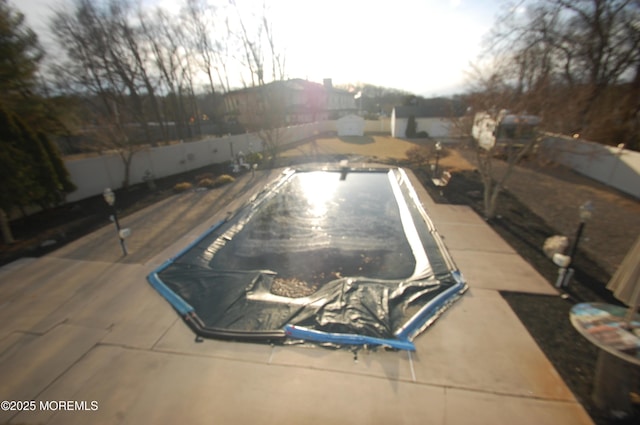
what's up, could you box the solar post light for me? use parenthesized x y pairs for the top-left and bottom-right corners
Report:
(103, 188), (129, 256)
(555, 201), (594, 288)
(569, 201), (594, 259)
(434, 141), (443, 177)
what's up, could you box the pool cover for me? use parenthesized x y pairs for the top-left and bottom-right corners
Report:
(148, 166), (467, 350)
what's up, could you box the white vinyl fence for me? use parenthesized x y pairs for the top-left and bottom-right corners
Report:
(65, 132), (257, 202)
(63, 120), (392, 203)
(60, 125), (639, 204)
(541, 134), (640, 199)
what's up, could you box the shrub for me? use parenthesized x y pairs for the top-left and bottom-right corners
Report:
(213, 174), (235, 187)
(173, 182), (193, 192)
(405, 115), (417, 138)
(195, 172), (215, 181)
(416, 130), (430, 138)
(244, 152), (263, 165)
(197, 178), (215, 188)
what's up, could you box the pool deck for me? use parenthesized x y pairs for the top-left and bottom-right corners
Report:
(0, 168), (594, 425)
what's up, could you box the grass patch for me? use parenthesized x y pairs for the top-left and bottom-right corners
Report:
(280, 135), (428, 160)
(338, 136), (375, 145)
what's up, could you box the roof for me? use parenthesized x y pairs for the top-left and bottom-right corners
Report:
(225, 79), (326, 96)
(337, 114), (364, 122)
(500, 114), (541, 126)
(394, 98), (467, 118)
(224, 78), (357, 99)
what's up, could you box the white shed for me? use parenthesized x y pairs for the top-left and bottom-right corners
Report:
(336, 114), (365, 136)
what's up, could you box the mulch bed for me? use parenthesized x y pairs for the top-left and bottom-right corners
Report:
(0, 163), (229, 266)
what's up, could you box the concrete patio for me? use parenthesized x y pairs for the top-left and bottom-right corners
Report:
(0, 169), (594, 425)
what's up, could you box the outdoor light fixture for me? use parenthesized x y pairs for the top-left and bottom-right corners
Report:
(578, 200), (594, 222)
(339, 159), (349, 181)
(103, 187), (115, 206)
(434, 141), (443, 177)
(569, 201), (594, 261)
(556, 201), (594, 288)
(103, 188), (129, 256)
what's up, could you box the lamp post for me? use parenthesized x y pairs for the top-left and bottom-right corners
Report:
(434, 141), (442, 177)
(103, 188), (128, 256)
(556, 201), (594, 288)
(569, 201), (594, 259)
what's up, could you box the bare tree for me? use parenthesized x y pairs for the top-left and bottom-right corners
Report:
(117, 3), (167, 143)
(50, 0), (163, 187)
(228, 0), (288, 161)
(139, 8), (192, 140)
(481, 0), (640, 147)
(465, 60), (541, 219)
(46, 0), (298, 175)
(215, 17), (233, 93)
(229, 0), (265, 88)
(255, 84), (288, 160)
(474, 118), (540, 220)
(182, 0), (229, 96)
(261, 6), (286, 83)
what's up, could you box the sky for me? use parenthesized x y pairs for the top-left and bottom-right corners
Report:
(15, 0), (506, 97)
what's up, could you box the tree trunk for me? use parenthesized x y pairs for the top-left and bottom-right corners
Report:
(622, 62), (640, 151)
(119, 149), (135, 189)
(485, 181), (502, 221)
(476, 148), (497, 220)
(0, 208), (15, 245)
(476, 135), (538, 220)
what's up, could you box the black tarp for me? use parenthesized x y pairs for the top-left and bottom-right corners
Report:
(152, 167), (466, 346)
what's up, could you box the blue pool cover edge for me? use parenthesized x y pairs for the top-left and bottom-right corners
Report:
(284, 324), (417, 351)
(283, 270), (467, 351)
(147, 220), (226, 316)
(395, 271), (467, 341)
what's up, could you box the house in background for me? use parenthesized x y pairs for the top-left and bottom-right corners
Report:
(322, 79), (357, 119)
(223, 78), (355, 131)
(391, 98), (467, 138)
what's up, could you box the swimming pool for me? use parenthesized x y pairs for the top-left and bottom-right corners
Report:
(148, 166), (467, 351)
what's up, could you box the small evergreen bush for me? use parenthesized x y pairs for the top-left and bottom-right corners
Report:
(245, 152), (263, 165)
(213, 174), (235, 187)
(197, 178), (215, 188)
(405, 115), (417, 138)
(173, 182), (193, 192)
(195, 172), (215, 181)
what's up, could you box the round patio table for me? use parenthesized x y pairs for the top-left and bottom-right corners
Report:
(570, 302), (640, 417)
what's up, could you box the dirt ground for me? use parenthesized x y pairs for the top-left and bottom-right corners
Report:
(2, 135), (639, 425)
(454, 146), (640, 276)
(280, 135), (421, 161)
